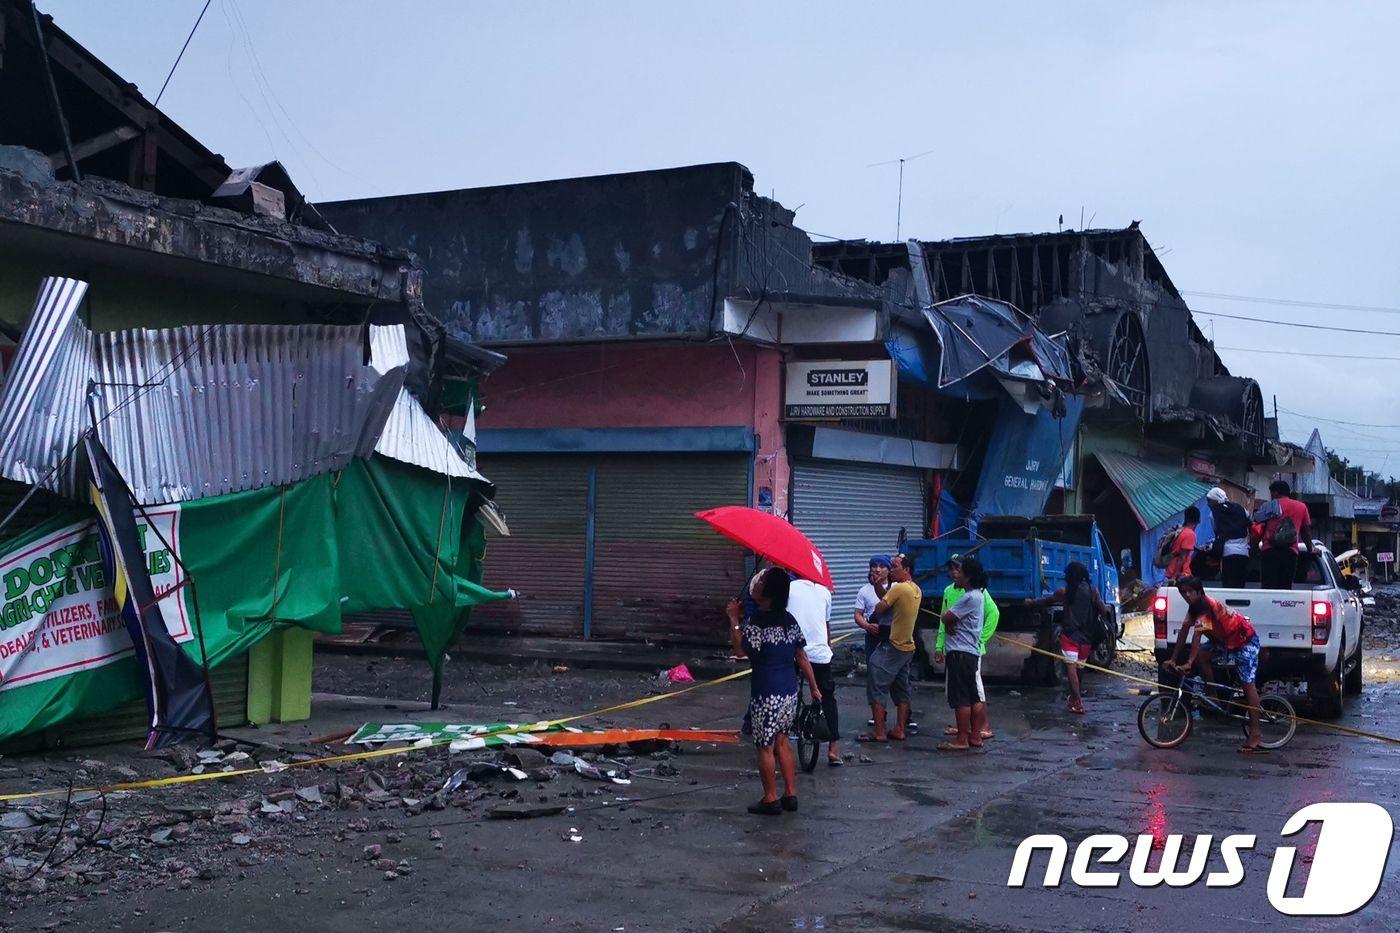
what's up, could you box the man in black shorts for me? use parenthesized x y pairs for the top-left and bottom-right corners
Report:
(936, 556), (989, 750)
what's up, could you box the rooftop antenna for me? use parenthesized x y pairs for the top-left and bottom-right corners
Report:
(868, 148), (935, 240)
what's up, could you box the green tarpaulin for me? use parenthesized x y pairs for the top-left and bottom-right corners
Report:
(0, 455), (509, 742)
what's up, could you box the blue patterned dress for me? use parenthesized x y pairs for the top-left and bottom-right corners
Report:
(741, 609), (806, 747)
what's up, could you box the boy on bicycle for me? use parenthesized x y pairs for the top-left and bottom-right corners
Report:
(1163, 575), (1264, 753)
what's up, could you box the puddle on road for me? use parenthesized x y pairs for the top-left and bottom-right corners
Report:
(890, 782), (949, 808)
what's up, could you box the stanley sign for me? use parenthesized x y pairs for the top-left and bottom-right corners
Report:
(784, 359), (896, 419)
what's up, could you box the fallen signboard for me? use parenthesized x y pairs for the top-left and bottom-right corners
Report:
(347, 721), (737, 751)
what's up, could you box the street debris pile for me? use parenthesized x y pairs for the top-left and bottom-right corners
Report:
(0, 731), (701, 907)
(1363, 584), (1400, 651)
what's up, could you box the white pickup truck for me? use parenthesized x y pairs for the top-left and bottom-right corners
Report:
(1153, 543), (1364, 717)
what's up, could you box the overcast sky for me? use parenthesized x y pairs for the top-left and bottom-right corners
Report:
(43, 1), (1400, 481)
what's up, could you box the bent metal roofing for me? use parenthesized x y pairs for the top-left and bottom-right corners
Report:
(0, 277), (483, 505)
(1094, 450), (1211, 531)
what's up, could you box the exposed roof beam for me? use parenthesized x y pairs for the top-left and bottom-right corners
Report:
(47, 123), (139, 168)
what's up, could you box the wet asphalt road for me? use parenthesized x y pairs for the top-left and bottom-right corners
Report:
(8, 657), (1400, 932)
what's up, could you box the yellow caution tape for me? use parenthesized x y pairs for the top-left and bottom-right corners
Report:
(0, 632), (863, 804)
(918, 601), (1400, 744)
(991, 632), (1400, 747)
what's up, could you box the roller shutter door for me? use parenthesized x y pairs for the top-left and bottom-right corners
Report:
(591, 454), (749, 645)
(473, 455), (591, 638)
(791, 462), (926, 636)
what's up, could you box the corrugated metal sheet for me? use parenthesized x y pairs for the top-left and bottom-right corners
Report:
(0, 278), (92, 492)
(472, 455), (590, 638)
(791, 462), (926, 636)
(590, 454), (748, 645)
(368, 326), (486, 482)
(0, 278), (483, 504)
(1094, 451), (1211, 530)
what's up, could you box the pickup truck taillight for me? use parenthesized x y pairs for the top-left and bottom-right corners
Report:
(1153, 595), (1169, 639)
(1311, 600), (1332, 645)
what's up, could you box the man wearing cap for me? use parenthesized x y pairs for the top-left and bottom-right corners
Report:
(936, 554), (1000, 740)
(853, 555), (894, 662)
(1206, 487), (1251, 587)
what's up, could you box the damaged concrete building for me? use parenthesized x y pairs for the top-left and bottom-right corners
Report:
(0, 0), (505, 747)
(322, 164), (1099, 646)
(814, 227), (1269, 579)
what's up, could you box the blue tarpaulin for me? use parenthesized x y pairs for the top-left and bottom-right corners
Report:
(971, 395), (1084, 518)
(1139, 496), (1214, 586)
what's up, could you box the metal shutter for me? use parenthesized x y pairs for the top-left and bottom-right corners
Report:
(791, 462), (926, 636)
(473, 455), (591, 638)
(591, 454), (750, 645)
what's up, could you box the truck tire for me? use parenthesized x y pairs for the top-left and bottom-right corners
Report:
(1344, 632), (1364, 697)
(1309, 639), (1347, 718)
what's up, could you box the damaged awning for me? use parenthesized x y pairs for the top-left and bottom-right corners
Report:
(1094, 450), (1211, 530)
(894, 295), (1078, 413)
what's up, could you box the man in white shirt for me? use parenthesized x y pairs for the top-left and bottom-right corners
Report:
(788, 576), (841, 766)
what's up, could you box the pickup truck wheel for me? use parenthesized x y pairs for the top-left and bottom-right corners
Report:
(1309, 641), (1347, 718)
(1344, 635), (1364, 697)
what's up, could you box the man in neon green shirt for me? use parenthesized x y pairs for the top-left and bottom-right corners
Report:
(935, 554), (998, 739)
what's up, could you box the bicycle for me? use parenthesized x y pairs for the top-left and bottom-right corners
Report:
(793, 681), (828, 773)
(1137, 662), (1297, 750)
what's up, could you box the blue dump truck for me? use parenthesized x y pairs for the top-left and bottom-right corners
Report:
(899, 515), (1121, 684)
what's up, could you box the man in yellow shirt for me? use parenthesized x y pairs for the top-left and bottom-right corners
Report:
(858, 553), (922, 742)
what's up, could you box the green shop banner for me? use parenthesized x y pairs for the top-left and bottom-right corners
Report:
(0, 456), (509, 743)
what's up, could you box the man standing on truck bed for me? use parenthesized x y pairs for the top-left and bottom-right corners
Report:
(1207, 487), (1252, 588)
(1253, 480), (1313, 590)
(1165, 506), (1200, 582)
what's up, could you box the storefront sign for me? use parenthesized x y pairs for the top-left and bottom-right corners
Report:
(1187, 456), (1216, 476)
(784, 359), (895, 419)
(0, 510), (185, 692)
(1378, 552), (1394, 564)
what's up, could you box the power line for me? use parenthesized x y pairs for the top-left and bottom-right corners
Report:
(1278, 407), (1400, 430)
(1194, 309), (1400, 337)
(1181, 290), (1400, 316)
(154, 0), (213, 106)
(1215, 346), (1400, 362)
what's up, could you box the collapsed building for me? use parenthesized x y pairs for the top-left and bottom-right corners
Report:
(815, 227), (1269, 581)
(0, 0), (506, 748)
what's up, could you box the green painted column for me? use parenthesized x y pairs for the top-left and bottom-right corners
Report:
(246, 627), (314, 724)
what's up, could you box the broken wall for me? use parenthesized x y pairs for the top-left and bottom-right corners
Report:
(321, 163), (751, 343)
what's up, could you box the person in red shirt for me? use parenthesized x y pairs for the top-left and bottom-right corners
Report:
(1252, 480), (1314, 590)
(1165, 506), (1200, 582)
(1164, 576), (1265, 752)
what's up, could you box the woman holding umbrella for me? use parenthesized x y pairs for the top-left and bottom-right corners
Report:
(726, 566), (823, 815)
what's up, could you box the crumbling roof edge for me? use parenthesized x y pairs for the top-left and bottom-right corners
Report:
(0, 165), (421, 305)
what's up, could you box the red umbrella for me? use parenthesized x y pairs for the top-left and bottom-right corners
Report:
(694, 506), (834, 591)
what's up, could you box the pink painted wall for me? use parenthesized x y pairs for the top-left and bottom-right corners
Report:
(480, 342), (789, 513)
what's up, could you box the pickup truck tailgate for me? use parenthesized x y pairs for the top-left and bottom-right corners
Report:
(1165, 589), (1316, 650)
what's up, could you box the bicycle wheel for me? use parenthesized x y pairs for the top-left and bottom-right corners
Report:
(796, 706), (820, 773)
(1138, 693), (1193, 749)
(1248, 694), (1297, 750)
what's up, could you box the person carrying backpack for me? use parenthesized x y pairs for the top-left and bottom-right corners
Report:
(1252, 480), (1313, 590)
